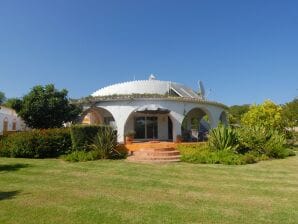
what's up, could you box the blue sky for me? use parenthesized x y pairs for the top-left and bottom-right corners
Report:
(0, 0), (297, 106)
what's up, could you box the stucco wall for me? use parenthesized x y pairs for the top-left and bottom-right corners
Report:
(158, 114), (170, 140)
(0, 107), (26, 135)
(84, 98), (227, 143)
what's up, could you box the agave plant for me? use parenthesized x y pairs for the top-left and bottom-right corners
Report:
(208, 124), (239, 152)
(90, 127), (118, 159)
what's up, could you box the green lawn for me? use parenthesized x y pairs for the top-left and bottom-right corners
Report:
(0, 155), (297, 224)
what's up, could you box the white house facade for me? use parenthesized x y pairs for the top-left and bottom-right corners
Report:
(79, 77), (228, 143)
(0, 106), (27, 135)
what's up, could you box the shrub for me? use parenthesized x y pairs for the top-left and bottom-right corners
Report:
(70, 125), (111, 151)
(286, 149), (296, 156)
(208, 124), (239, 152)
(237, 125), (294, 158)
(68, 126), (125, 161)
(178, 125), (295, 165)
(0, 128), (71, 158)
(264, 131), (287, 158)
(241, 100), (286, 133)
(90, 127), (119, 159)
(209, 151), (245, 165)
(237, 125), (270, 154)
(178, 143), (209, 163)
(177, 143), (248, 165)
(64, 127), (126, 162)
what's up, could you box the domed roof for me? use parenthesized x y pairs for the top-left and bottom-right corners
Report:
(91, 78), (201, 99)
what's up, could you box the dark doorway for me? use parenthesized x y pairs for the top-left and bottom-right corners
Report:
(168, 117), (173, 140)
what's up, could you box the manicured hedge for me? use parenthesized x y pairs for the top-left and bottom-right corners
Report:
(0, 128), (72, 158)
(70, 125), (113, 151)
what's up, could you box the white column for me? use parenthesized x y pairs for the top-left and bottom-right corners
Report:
(170, 112), (184, 141)
(115, 119), (126, 143)
(209, 109), (224, 128)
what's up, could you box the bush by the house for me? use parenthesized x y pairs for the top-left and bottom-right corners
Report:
(70, 125), (111, 151)
(90, 127), (122, 159)
(62, 125), (126, 162)
(0, 128), (72, 158)
(0, 124), (125, 161)
(178, 143), (249, 165)
(178, 124), (295, 165)
(208, 124), (239, 152)
(241, 100), (286, 133)
(237, 125), (295, 158)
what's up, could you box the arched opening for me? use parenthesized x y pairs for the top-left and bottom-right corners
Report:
(12, 119), (17, 131)
(181, 108), (211, 142)
(81, 107), (116, 128)
(124, 106), (174, 142)
(3, 117), (8, 133)
(219, 111), (228, 126)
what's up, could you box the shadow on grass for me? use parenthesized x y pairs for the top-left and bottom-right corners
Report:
(0, 191), (21, 201)
(0, 163), (31, 172)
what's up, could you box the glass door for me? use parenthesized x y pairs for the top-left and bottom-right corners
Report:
(134, 116), (158, 139)
(146, 117), (158, 139)
(134, 117), (145, 139)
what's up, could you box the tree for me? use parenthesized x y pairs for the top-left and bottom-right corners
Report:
(241, 100), (285, 132)
(12, 84), (82, 129)
(228, 104), (250, 125)
(282, 98), (298, 128)
(3, 98), (22, 111)
(0, 91), (6, 105)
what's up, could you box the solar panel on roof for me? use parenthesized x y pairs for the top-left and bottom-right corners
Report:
(170, 83), (200, 99)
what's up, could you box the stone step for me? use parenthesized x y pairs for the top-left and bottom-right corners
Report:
(139, 147), (176, 152)
(127, 155), (181, 161)
(134, 150), (180, 156)
(126, 146), (181, 163)
(126, 158), (181, 163)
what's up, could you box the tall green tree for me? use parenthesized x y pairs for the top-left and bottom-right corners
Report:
(12, 84), (82, 129)
(282, 98), (298, 127)
(241, 100), (285, 132)
(3, 98), (22, 111)
(0, 91), (6, 105)
(228, 104), (250, 125)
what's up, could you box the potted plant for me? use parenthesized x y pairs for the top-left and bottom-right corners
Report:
(125, 131), (135, 144)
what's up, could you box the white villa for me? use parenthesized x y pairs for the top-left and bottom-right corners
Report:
(0, 106), (27, 135)
(80, 76), (228, 143)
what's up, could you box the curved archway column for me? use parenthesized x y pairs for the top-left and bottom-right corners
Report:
(81, 105), (129, 143)
(103, 106), (135, 143)
(219, 111), (228, 126)
(209, 109), (226, 128)
(170, 112), (184, 141)
(114, 118), (126, 143)
(109, 113), (129, 143)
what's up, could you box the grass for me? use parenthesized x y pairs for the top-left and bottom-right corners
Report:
(0, 155), (298, 224)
